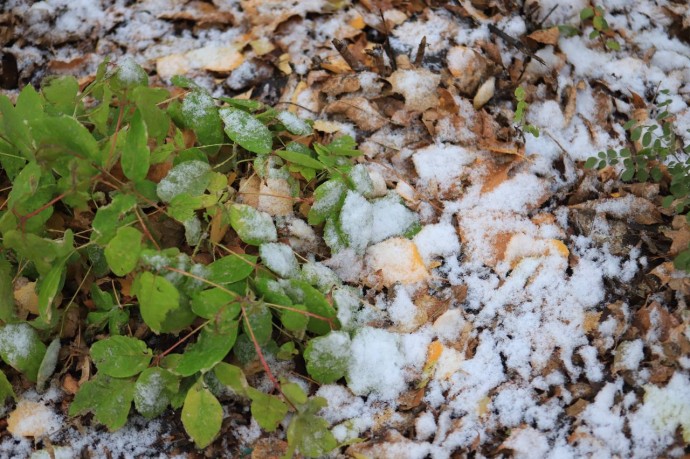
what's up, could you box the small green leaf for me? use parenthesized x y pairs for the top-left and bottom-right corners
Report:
(304, 331), (351, 384)
(580, 7), (594, 20)
(122, 109), (150, 182)
(219, 107), (273, 155)
(37, 263), (64, 323)
(31, 115), (100, 163)
(182, 383), (223, 449)
(274, 149), (325, 170)
(282, 382), (308, 406)
(91, 193), (138, 244)
(175, 323), (239, 376)
(134, 367), (179, 419)
(247, 387), (288, 432)
(242, 302), (273, 346)
(69, 375), (134, 431)
(260, 242), (300, 278)
(214, 362), (249, 397)
(631, 126), (642, 141)
(593, 15), (607, 31)
(285, 280), (338, 335)
(157, 160), (212, 203)
(41, 76), (79, 116)
(280, 303), (309, 333)
(0, 369), (16, 404)
(132, 272), (195, 333)
(287, 410), (338, 458)
(91, 335), (152, 378)
(605, 39), (621, 51)
(276, 111), (312, 136)
(112, 57), (148, 90)
(206, 253), (257, 285)
(229, 204), (277, 245)
(589, 30), (600, 39)
(36, 338), (60, 392)
(181, 90), (224, 155)
(308, 179), (346, 225)
(0, 323), (47, 382)
(584, 157), (598, 169)
(105, 227), (142, 276)
(191, 288), (240, 320)
(132, 86), (171, 142)
(0, 256), (15, 322)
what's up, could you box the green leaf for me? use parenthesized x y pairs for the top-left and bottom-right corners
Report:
(242, 302), (273, 346)
(0, 94), (34, 159)
(105, 226), (142, 276)
(157, 160), (212, 203)
(219, 107), (273, 155)
(38, 263), (65, 323)
(308, 179), (346, 225)
(134, 367), (179, 419)
(605, 39), (620, 51)
(69, 375), (134, 431)
(41, 76), (80, 116)
(167, 193), (204, 222)
(285, 280), (338, 335)
(191, 288), (240, 320)
(593, 15), (608, 31)
(276, 111), (312, 136)
(584, 157), (598, 169)
(274, 149), (325, 170)
(213, 362), (249, 397)
(0, 323), (47, 382)
(228, 204), (277, 245)
(0, 369), (16, 404)
(247, 387), (288, 432)
(122, 109), (150, 182)
(36, 338), (60, 392)
(304, 331), (351, 384)
(91, 193), (138, 244)
(132, 86), (170, 142)
(91, 335), (152, 378)
(112, 57), (149, 91)
(287, 409), (338, 458)
(254, 277), (294, 307)
(182, 383), (223, 449)
(182, 90), (224, 155)
(2, 229), (73, 276)
(207, 253), (257, 285)
(631, 126), (642, 142)
(132, 272), (194, 333)
(662, 195), (675, 208)
(589, 30), (600, 39)
(31, 114), (100, 162)
(0, 256), (15, 322)
(175, 323), (239, 376)
(260, 242), (300, 278)
(580, 7), (594, 20)
(280, 303), (309, 333)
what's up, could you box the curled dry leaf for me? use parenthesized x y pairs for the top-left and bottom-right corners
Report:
(158, 1), (234, 26)
(156, 44), (244, 79)
(473, 76), (495, 110)
(366, 237), (429, 287)
(447, 46), (492, 96)
(527, 27), (560, 46)
(324, 97), (387, 131)
(388, 68), (441, 112)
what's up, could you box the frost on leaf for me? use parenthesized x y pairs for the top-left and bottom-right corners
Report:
(156, 160), (212, 203)
(260, 242), (300, 278)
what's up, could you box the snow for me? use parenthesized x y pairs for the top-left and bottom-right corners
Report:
(339, 190), (373, 253)
(412, 144), (474, 189)
(259, 242), (299, 278)
(347, 327), (406, 400)
(0, 323), (39, 365)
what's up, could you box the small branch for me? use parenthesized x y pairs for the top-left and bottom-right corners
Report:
(488, 24), (546, 66)
(365, 46), (388, 76)
(331, 39), (367, 72)
(414, 36), (427, 67)
(379, 9), (397, 71)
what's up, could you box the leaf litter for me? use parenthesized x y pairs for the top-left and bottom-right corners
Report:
(1, 0), (690, 457)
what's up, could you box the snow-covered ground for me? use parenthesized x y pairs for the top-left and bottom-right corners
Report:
(1, 0), (690, 457)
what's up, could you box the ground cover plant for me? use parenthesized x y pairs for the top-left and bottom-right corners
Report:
(0, 58), (423, 456)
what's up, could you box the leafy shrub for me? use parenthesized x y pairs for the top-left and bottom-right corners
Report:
(559, 4), (621, 51)
(585, 89), (690, 270)
(0, 58), (419, 453)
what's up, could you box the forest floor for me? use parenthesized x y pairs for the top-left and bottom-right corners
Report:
(1, 0), (690, 458)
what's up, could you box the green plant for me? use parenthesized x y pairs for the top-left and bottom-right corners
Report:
(0, 58), (419, 454)
(585, 89), (690, 270)
(513, 86), (540, 138)
(559, 4), (621, 51)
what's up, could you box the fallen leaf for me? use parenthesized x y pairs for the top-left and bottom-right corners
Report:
(7, 401), (59, 438)
(366, 238), (429, 286)
(527, 27), (560, 45)
(159, 1), (234, 26)
(324, 97), (387, 131)
(388, 68), (440, 112)
(156, 44), (244, 79)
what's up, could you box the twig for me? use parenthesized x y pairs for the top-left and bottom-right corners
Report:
(414, 36), (427, 67)
(488, 24), (547, 66)
(379, 9), (397, 71)
(331, 39), (367, 72)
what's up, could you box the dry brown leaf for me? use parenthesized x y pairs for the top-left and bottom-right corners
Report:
(324, 97), (387, 131)
(662, 215), (690, 256)
(473, 76), (495, 109)
(447, 46), (491, 96)
(159, 1), (234, 26)
(258, 177), (294, 216)
(7, 401), (58, 438)
(481, 159), (517, 194)
(251, 437), (288, 459)
(366, 238), (429, 286)
(388, 68), (440, 112)
(321, 73), (362, 96)
(563, 84), (577, 125)
(527, 27), (560, 45)
(156, 44), (244, 79)
(13, 278), (39, 317)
